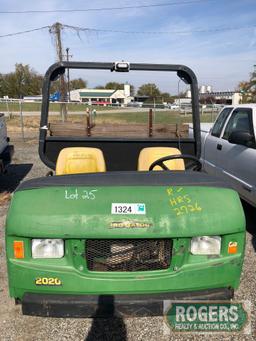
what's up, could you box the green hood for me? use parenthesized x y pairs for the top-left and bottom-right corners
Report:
(6, 185), (245, 238)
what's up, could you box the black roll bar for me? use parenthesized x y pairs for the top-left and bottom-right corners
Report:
(39, 62), (201, 169)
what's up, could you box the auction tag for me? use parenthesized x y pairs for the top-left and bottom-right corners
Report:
(111, 203), (146, 215)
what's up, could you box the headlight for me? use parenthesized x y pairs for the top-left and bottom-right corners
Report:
(190, 236), (221, 255)
(32, 239), (64, 258)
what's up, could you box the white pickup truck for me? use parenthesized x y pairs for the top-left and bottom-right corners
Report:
(200, 104), (256, 206)
(0, 113), (13, 173)
(201, 104), (256, 206)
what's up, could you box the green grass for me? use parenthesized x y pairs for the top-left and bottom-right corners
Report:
(95, 112), (217, 124)
(6, 110), (217, 131)
(0, 102), (121, 112)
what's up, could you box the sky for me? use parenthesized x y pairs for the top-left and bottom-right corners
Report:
(0, 0), (255, 94)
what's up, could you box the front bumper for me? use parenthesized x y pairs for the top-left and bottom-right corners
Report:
(21, 288), (234, 317)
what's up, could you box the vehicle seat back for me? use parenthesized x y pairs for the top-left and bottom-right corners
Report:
(56, 147), (106, 175)
(138, 147), (185, 171)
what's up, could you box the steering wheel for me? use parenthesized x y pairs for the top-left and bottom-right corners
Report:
(149, 154), (202, 171)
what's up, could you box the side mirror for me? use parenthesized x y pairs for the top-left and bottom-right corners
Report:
(228, 130), (254, 146)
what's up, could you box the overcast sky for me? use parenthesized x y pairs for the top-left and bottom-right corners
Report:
(0, 0), (255, 94)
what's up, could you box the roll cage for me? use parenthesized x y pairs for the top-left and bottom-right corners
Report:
(39, 62), (201, 170)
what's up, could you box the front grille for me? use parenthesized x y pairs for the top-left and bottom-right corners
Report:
(85, 239), (172, 272)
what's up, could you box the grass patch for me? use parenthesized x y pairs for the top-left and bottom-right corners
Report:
(0, 102), (122, 112)
(6, 111), (217, 131)
(89, 111), (217, 124)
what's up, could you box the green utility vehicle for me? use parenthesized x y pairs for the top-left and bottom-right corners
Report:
(6, 62), (245, 317)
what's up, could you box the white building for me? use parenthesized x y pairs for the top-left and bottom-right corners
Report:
(70, 84), (133, 106)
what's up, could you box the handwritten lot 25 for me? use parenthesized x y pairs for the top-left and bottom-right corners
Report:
(65, 189), (98, 200)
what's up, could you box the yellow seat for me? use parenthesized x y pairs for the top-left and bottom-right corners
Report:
(56, 147), (106, 175)
(138, 147), (185, 171)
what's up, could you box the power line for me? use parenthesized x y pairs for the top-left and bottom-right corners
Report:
(64, 23), (256, 35)
(0, 0), (215, 14)
(0, 23), (255, 39)
(0, 26), (49, 38)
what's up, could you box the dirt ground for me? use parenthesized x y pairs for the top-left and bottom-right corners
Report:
(0, 134), (256, 340)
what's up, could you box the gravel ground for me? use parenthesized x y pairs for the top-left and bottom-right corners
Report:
(0, 135), (255, 341)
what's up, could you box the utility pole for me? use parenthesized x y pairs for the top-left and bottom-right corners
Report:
(49, 22), (67, 121)
(65, 48), (73, 102)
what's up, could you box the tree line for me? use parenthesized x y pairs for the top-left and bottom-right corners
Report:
(4, 63), (254, 103)
(0, 64), (87, 99)
(237, 66), (256, 103)
(0, 63), (174, 102)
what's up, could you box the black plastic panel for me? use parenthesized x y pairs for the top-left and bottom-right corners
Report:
(43, 138), (195, 171)
(21, 289), (234, 317)
(16, 171), (232, 192)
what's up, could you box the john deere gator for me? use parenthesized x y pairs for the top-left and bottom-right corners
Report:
(5, 62), (245, 317)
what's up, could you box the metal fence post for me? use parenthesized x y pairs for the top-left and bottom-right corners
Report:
(148, 109), (153, 137)
(19, 100), (25, 141)
(5, 99), (10, 119)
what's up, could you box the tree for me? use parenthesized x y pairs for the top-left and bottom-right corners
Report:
(0, 64), (88, 98)
(105, 82), (134, 95)
(105, 82), (123, 90)
(69, 78), (87, 90)
(94, 82), (135, 96)
(161, 92), (173, 103)
(0, 63), (43, 98)
(137, 83), (161, 98)
(129, 85), (135, 96)
(237, 80), (253, 103)
(0, 74), (9, 97)
(12, 63), (43, 97)
(237, 66), (256, 103)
